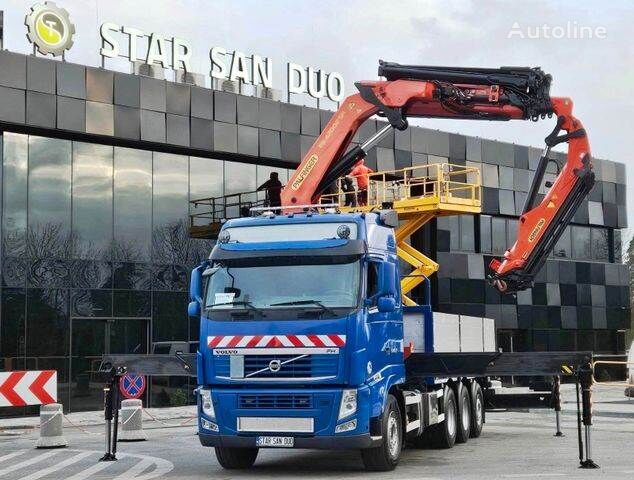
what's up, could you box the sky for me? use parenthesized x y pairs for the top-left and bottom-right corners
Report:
(3, 0), (633, 245)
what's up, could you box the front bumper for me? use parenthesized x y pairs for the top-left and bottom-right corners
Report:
(197, 386), (373, 448)
(199, 432), (379, 449)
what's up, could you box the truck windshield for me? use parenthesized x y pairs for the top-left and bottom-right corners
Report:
(204, 259), (361, 313)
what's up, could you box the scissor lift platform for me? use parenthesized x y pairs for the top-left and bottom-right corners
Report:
(324, 163), (481, 305)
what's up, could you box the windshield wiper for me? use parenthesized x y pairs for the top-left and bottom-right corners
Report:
(269, 300), (337, 317)
(206, 301), (267, 317)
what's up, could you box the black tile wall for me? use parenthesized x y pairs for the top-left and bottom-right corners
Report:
(213, 121), (237, 152)
(27, 56), (56, 94)
(114, 73), (140, 108)
(140, 77), (166, 112)
(57, 96), (85, 132)
(281, 103), (301, 133)
(237, 125), (259, 156)
(166, 114), (190, 147)
(166, 83), (191, 116)
(301, 106), (320, 135)
(190, 86), (214, 120)
(0, 86), (25, 123)
(140, 110), (166, 143)
(259, 99), (281, 131)
(86, 68), (113, 104)
(259, 128), (281, 159)
(26, 91), (56, 128)
(56, 62), (85, 99)
(114, 105), (140, 140)
(0, 51), (27, 89)
(190, 117), (213, 150)
(237, 95), (258, 127)
(281, 132), (301, 163)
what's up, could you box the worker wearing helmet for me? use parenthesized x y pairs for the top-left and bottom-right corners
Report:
(350, 159), (373, 206)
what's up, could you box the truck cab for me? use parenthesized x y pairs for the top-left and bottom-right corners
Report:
(189, 210), (415, 470)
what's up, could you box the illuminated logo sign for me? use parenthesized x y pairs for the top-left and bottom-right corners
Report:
(24, 1), (75, 56)
(528, 218), (546, 243)
(291, 154), (318, 190)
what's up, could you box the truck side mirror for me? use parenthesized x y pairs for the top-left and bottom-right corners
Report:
(379, 261), (397, 298)
(188, 301), (200, 317)
(377, 296), (396, 313)
(189, 262), (209, 317)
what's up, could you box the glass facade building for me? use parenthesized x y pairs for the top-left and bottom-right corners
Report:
(0, 50), (629, 415)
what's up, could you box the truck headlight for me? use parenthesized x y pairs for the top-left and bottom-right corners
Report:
(200, 388), (215, 419)
(338, 389), (357, 420)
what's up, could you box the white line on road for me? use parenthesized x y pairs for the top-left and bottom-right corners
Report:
(113, 458), (153, 479)
(0, 450), (60, 477)
(0, 451), (26, 464)
(502, 474), (567, 478)
(63, 460), (116, 480)
(20, 451), (93, 480)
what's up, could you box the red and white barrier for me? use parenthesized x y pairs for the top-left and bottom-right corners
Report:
(0, 370), (57, 407)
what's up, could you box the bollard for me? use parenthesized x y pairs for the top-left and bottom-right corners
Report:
(118, 399), (146, 441)
(552, 375), (564, 437)
(36, 403), (67, 449)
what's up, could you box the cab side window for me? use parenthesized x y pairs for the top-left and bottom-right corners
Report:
(366, 262), (379, 305)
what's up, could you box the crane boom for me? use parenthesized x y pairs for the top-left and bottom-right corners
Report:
(281, 61), (593, 293)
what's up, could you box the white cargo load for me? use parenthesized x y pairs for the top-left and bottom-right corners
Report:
(404, 311), (496, 353)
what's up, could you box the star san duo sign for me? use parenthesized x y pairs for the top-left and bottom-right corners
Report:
(99, 23), (346, 103)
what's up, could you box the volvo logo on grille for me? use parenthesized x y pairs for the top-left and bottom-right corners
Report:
(269, 359), (282, 373)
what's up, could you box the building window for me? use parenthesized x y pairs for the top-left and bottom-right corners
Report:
(571, 226), (591, 259)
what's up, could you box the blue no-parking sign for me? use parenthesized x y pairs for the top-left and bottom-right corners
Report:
(119, 374), (146, 399)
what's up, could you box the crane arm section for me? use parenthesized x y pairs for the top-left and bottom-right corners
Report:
(281, 62), (593, 293)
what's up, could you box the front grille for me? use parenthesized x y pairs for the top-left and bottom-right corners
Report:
(238, 394), (313, 409)
(215, 354), (339, 379)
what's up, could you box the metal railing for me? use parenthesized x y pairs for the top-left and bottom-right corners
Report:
(321, 163), (481, 209)
(189, 189), (270, 229)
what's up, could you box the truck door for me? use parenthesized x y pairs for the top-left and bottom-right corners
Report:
(365, 259), (403, 382)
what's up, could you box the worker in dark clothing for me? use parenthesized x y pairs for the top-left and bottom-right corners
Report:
(342, 176), (357, 207)
(257, 172), (283, 208)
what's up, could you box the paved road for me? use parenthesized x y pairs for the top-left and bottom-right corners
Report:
(1, 386), (633, 479)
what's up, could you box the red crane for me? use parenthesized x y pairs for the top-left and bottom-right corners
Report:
(281, 61), (594, 293)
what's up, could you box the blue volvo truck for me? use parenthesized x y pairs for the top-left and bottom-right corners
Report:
(188, 209), (488, 471)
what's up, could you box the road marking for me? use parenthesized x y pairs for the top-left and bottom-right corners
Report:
(63, 461), (116, 480)
(502, 474), (567, 478)
(0, 450), (60, 477)
(0, 451), (27, 464)
(113, 458), (153, 479)
(20, 451), (92, 480)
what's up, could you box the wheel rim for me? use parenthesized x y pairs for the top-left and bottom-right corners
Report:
(461, 395), (470, 431)
(446, 400), (456, 437)
(386, 410), (400, 458)
(475, 394), (483, 426)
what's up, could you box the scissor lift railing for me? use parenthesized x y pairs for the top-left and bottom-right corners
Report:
(323, 163), (482, 305)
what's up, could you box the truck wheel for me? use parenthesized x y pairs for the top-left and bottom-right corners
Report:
(361, 394), (402, 471)
(433, 385), (457, 449)
(214, 447), (259, 469)
(455, 383), (471, 444)
(470, 382), (484, 438)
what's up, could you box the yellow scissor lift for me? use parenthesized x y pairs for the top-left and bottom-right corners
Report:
(189, 163), (482, 306)
(323, 163), (482, 306)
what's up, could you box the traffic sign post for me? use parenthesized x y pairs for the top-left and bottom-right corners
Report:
(119, 374), (146, 400)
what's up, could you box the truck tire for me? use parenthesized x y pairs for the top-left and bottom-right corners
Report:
(414, 385), (458, 449)
(214, 447), (259, 469)
(470, 382), (484, 438)
(361, 394), (402, 471)
(455, 383), (471, 444)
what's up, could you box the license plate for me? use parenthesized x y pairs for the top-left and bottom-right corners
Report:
(256, 436), (294, 447)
